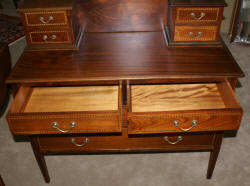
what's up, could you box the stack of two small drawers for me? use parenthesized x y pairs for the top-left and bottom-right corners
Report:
(166, 0), (226, 45)
(18, 4), (82, 50)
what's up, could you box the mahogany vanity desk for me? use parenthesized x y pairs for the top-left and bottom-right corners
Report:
(6, 0), (244, 183)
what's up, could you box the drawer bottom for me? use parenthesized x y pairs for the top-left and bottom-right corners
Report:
(38, 132), (215, 154)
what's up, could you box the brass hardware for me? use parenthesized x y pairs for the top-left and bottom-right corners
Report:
(190, 12), (206, 20)
(51, 35), (57, 40)
(52, 121), (76, 133)
(173, 120), (198, 132)
(71, 138), (89, 147)
(42, 35), (48, 41)
(189, 32), (203, 39)
(40, 16), (54, 24)
(164, 136), (182, 145)
(43, 35), (56, 41)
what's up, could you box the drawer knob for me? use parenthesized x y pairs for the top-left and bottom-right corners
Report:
(52, 121), (76, 133)
(51, 35), (57, 40)
(42, 35), (48, 41)
(190, 12), (206, 20)
(189, 32), (203, 39)
(173, 120), (198, 132)
(164, 136), (182, 145)
(71, 138), (89, 147)
(40, 16), (54, 24)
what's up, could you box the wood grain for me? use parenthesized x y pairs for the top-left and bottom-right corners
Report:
(131, 84), (225, 112)
(6, 32), (244, 84)
(79, 0), (166, 32)
(38, 129), (215, 153)
(24, 86), (119, 112)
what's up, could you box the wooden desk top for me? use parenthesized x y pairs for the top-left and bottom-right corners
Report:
(7, 31), (244, 84)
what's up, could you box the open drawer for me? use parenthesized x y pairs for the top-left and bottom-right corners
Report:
(127, 81), (243, 134)
(7, 84), (122, 135)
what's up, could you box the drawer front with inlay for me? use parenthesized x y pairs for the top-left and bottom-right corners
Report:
(174, 26), (218, 41)
(23, 11), (68, 27)
(128, 112), (241, 134)
(28, 30), (71, 44)
(127, 81), (243, 134)
(38, 133), (215, 153)
(175, 7), (221, 24)
(7, 85), (122, 135)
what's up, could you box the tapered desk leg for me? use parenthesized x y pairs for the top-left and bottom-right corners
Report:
(30, 137), (50, 183)
(207, 133), (224, 179)
(0, 175), (5, 186)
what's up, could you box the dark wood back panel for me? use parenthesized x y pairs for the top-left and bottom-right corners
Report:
(78, 0), (167, 32)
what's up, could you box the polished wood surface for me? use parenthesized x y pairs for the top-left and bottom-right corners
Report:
(169, 0), (227, 7)
(17, 0), (74, 11)
(131, 83), (225, 112)
(6, 32), (244, 84)
(79, 0), (166, 32)
(24, 86), (119, 112)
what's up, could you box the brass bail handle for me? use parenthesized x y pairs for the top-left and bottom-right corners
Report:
(173, 120), (198, 132)
(189, 32), (203, 39)
(40, 16), (54, 24)
(164, 136), (183, 145)
(190, 12), (206, 20)
(52, 121), (76, 133)
(71, 138), (89, 147)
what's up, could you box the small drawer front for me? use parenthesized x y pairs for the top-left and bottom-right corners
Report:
(175, 7), (221, 24)
(23, 11), (68, 26)
(7, 113), (121, 135)
(128, 112), (242, 134)
(28, 30), (71, 44)
(174, 26), (218, 41)
(38, 133), (215, 153)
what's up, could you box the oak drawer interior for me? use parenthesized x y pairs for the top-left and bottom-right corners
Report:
(129, 82), (240, 112)
(24, 86), (119, 112)
(127, 81), (243, 134)
(7, 85), (122, 135)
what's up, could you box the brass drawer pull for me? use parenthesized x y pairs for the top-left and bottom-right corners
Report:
(173, 120), (198, 132)
(190, 12), (206, 20)
(71, 138), (89, 147)
(189, 32), (203, 39)
(51, 35), (56, 40)
(42, 35), (48, 41)
(52, 121), (76, 133)
(164, 136), (182, 145)
(42, 35), (56, 41)
(40, 16), (54, 24)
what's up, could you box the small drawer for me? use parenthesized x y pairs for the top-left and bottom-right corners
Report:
(127, 81), (242, 134)
(7, 85), (122, 135)
(27, 30), (71, 44)
(174, 26), (219, 41)
(38, 132), (215, 153)
(175, 7), (221, 24)
(23, 11), (68, 27)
